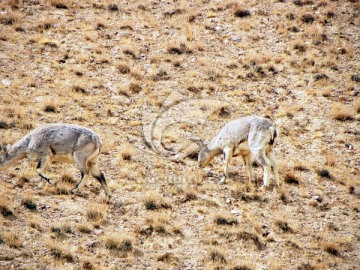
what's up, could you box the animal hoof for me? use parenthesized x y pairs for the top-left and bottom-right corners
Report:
(259, 185), (269, 191)
(53, 181), (58, 187)
(70, 189), (78, 195)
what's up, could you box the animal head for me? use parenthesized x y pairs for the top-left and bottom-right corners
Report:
(190, 137), (213, 168)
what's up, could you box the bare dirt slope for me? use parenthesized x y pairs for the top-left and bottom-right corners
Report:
(0, 0), (359, 269)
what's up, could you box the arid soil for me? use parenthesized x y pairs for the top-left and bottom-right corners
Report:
(0, 0), (359, 269)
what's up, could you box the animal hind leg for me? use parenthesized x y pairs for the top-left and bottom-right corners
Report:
(71, 152), (90, 195)
(243, 154), (253, 183)
(252, 149), (272, 188)
(89, 158), (111, 199)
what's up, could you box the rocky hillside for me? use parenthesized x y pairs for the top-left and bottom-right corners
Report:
(0, 0), (359, 269)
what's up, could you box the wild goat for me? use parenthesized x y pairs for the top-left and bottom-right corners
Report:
(0, 124), (111, 198)
(191, 115), (281, 188)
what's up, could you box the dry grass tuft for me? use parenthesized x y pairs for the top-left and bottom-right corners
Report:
(275, 220), (293, 233)
(49, 243), (74, 262)
(214, 214), (238, 226)
(237, 231), (265, 250)
(104, 234), (133, 252)
(321, 242), (341, 257)
(0, 198), (13, 217)
(22, 196), (36, 210)
(119, 143), (134, 161)
(3, 233), (22, 248)
(284, 171), (300, 185)
(78, 225), (92, 234)
(157, 252), (179, 264)
(116, 63), (131, 74)
(144, 194), (171, 211)
(43, 103), (58, 113)
(86, 207), (104, 222)
(50, 0), (70, 9)
(331, 104), (354, 121)
(208, 249), (227, 264)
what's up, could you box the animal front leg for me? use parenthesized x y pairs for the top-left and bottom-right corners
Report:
(71, 171), (90, 195)
(243, 154), (253, 183)
(268, 151), (281, 186)
(36, 156), (58, 187)
(219, 146), (233, 185)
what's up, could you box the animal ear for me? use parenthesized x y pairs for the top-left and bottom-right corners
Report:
(189, 137), (204, 148)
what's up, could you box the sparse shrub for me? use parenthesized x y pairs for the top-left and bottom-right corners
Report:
(0, 12), (20, 25)
(4, 233), (22, 248)
(74, 70), (83, 76)
(214, 215), (238, 226)
(314, 74), (328, 81)
(234, 9), (251, 18)
(237, 231), (265, 250)
(123, 48), (137, 59)
(86, 208), (104, 222)
(49, 244), (74, 262)
(61, 173), (76, 184)
(294, 43), (306, 52)
(322, 242), (340, 256)
(129, 83), (142, 94)
(30, 221), (43, 232)
(0, 200), (13, 217)
(157, 252), (179, 264)
(51, 0), (69, 9)
(107, 4), (119, 11)
(232, 266), (252, 270)
(286, 13), (295, 20)
(117, 63), (130, 74)
(297, 263), (315, 270)
(167, 46), (183, 55)
(331, 104), (354, 121)
(293, 0), (314, 6)
(181, 190), (197, 203)
(22, 198), (36, 210)
(351, 74), (360, 82)
(144, 195), (171, 211)
(164, 9), (183, 17)
(0, 121), (10, 129)
(326, 11), (335, 18)
(73, 85), (87, 94)
(43, 103), (57, 113)
(104, 235), (133, 252)
(209, 249), (227, 263)
(275, 220), (293, 233)
(316, 169), (331, 179)
(284, 172), (300, 185)
(120, 143), (134, 161)
(301, 14), (315, 24)
(78, 225), (92, 234)
(82, 261), (94, 270)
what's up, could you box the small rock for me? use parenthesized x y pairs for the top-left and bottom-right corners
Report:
(225, 198), (231, 204)
(86, 241), (98, 248)
(2, 79), (11, 86)
(93, 229), (103, 235)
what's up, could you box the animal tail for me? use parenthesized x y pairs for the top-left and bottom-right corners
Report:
(269, 126), (278, 145)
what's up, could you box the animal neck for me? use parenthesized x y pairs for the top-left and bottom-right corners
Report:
(0, 140), (28, 171)
(206, 139), (222, 154)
